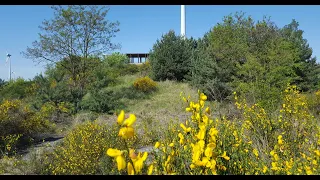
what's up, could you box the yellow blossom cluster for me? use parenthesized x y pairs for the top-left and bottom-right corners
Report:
(107, 110), (151, 175)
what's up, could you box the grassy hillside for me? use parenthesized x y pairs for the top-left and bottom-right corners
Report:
(77, 74), (200, 145)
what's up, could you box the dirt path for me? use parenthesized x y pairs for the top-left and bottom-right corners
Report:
(17, 135), (64, 161)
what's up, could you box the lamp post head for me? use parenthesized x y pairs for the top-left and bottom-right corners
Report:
(6, 54), (11, 58)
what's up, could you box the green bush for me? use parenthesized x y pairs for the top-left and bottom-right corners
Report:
(103, 52), (129, 67)
(190, 13), (305, 113)
(149, 30), (196, 81)
(0, 78), (6, 88)
(80, 89), (122, 114)
(0, 78), (32, 101)
(133, 76), (157, 93)
(115, 86), (149, 100)
(87, 66), (118, 91)
(81, 80), (153, 114)
(31, 72), (74, 122)
(120, 64), (140, 76)
(189, 32), (232, 102)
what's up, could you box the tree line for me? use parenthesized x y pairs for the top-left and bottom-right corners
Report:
(149, 12), (320, 112)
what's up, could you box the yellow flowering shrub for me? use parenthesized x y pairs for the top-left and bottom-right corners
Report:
(133, 76), (157, 93)
(35, 84), (320, 175)
(146, 91), (236, 175)
(0, 99), (54, 156)
(106, 91), (231, 175)
(0, 134), (21, 155)
(231, 85), (320, 175)
(0, 155), (26, 174)
(106, 86), (320, 175)
(45, 121), (120, 175)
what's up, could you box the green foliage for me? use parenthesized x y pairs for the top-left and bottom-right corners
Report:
(23, 5), (120, 63)
(133, 76), (157, 93)
(115, 86), (149, 101)
(280, 19), (320, 92)
(80, 88), (122, 114)
(80, 74), (154, 114)
(0, 78), (6, 88)
(190, 32), (232, 102)
(120, 64), (140, 76)
(138, 60), (152, 77)
(101, 53), (139, 77)
(56, 56), (103, 112)
(30, 57), (108, 114)
(86, 65), (117, 91)
(101, 63), (140, 78)
(233, 16), (300, 110)
(190, 12), (308, 112)
(0, 78), (33, 101)
(149, 30), (196, 81)
(32, 67), (71, 105)
(103, 52), (129, 67)
(31, 67), (74, 122)
(86, 55), (138, 93)
(22, 5), (121, 114)
(0, 134), (21, 156)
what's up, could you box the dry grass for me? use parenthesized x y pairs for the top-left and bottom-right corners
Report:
(80, 75), (198, 129)
(127, 80), (197, 126)
(91, 75), (199, 146)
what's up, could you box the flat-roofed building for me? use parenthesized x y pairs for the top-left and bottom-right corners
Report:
(126, 53), (149, 64)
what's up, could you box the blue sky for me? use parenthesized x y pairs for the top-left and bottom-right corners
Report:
(0, 5), (320, 80)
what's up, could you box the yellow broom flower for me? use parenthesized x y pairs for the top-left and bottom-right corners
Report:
(106, 148), (126, 171)
(200, 93), (207, 101)
(220, 151), (230, 161)
(148, 164), (154, 175)
(180, 123), (191, 133)
(205, 107), (211, 114)
(117, 110), (125, 125)
(116, 155), (126, 171)
(131, 152), (148, 174)
(127, 162), (134, 175)
(118, 126), (135, 139)
(122, 114), (136, 127)
(154, 142), (160, 148)
(107, 148), (122, 157)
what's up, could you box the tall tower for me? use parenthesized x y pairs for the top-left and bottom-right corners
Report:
(181, 5), (186, 39)
(6, 53), (12, 81)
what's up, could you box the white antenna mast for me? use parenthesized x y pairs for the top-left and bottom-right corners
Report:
(181, 5), (186, 39)
(12, 71), (15, 80)
(6, 52), (12, 81)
